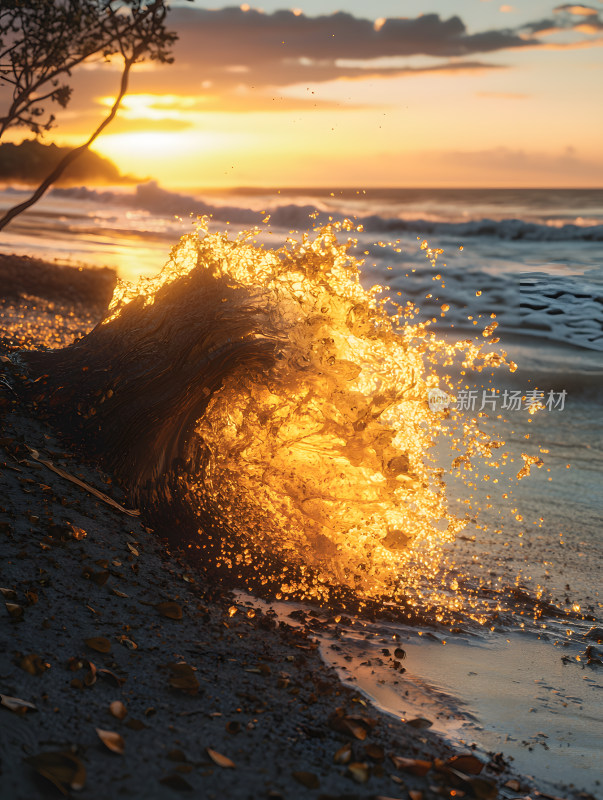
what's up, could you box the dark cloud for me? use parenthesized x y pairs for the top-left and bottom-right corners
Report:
(14, 5), (600, 122)
(167, 7), (535, 84)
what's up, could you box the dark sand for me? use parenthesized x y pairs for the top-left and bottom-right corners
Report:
(0, 256), (586, 800)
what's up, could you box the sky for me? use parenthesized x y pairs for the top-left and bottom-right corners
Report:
(7, 0), (603, 188)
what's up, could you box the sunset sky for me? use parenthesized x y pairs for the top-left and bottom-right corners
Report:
(10, 1), (603, 187)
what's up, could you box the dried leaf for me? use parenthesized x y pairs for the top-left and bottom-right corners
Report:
(98, 668), (124, 687)
(109, 701), (127, 720)
(329, 711), (374, 740)
(409, 791), (423, 800)
(159, 774), (193, 791)
(168, 663), (199, 694)
(127, 543), (139, 556)
(206, 748), (235, 768)
(5, 602), (23, 619)
(82, 661), (96, 686)
(0, 587), (17, 600)
(333, 742), (352, 764)
(20, 653), (49, 675)
(0, 694), (37, 714)
(85, 637), (111, 653)
(156, 601), (183, 620)
(364, 743), (385, 761)
(96, 728), (125, 755)
(390, 756), (433, 776)
(348, 762), (370, 784)
(291, 771), (319, 789)
(225, 720), (241, 734)
(112, 589), (129, 598)
(447, 754), (485, 776)
(24, 751), (86, 794)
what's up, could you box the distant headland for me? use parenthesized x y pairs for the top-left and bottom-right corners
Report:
(0, 139), (142, 186)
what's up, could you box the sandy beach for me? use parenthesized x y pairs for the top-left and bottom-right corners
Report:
(1, 256), (599, 800)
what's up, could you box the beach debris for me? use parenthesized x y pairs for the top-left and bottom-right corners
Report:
(0, 586), (17, 599)
(364, 743), (385, 762)
(584, 645), (603, 666)
(206, 748), (235, 768)
(19, 652), (49, 675)
(167, 662), (200, 694)
(333, 742), (352, 764)
(584, 626), (603, 643)
(5, 601), (23, 619)
(446, 754), (485, 775)
(155, 600), (183, 620)
(447, 767), (498, 800)
(24, 750), (86, 795)
(225, 720), (241, 734)
(348, 761), (370, 783)
(98, 667), (125, 687)
(68, 524), (87, 540)
(67, 659), (98, 689)
(85, 636), (111, 653)
(409, 791), (423, 800)
(291, 770), (319, 789)
(96, 728), (125, 755)
(159, 774), (193, 791)
(390, 756), (432, 776)
(407, 717), (433, 729)
(112, 588), (129, 598)
(109, 700), (128, 720)
(329, 708), (377, 740)
(127, 542), (140, 556)
(0, 694), (37, 714)
(26, 446), (139, 516)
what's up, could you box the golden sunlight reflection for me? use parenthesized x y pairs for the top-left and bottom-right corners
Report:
(104, 219), (541, 623)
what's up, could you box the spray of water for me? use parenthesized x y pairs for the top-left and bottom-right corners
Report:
(105, 217), (529, 619)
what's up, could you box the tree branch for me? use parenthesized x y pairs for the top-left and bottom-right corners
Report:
(0, 57), (134, 233)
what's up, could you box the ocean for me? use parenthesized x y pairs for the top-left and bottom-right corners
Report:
(1, 184), (602, 794)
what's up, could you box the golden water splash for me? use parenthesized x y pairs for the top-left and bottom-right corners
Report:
(107, 219), (523, 615)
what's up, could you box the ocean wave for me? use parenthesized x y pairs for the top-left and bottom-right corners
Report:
(386, 266), (603, 353)
(50, 183), (603, 242)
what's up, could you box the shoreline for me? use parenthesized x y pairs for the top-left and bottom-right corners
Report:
(0, 401), (543, 800)
(1, 252), (599, 799)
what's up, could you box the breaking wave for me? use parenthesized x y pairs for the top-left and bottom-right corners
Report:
(21, 220), (533, 621)
(51, 183), (603, 242)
